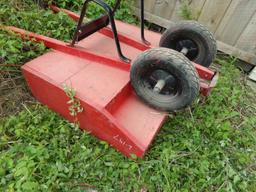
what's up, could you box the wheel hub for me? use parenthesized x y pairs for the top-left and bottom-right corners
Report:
(144, 69), (180, 96)
(176, 39), (199, 60)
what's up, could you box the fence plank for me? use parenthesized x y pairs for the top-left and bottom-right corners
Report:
(198, 0), (232, 32)
(145, 0), (155, 12)
(171, 0), (206, 21)
(153, 0), (177, 19)
(217, 41), (256, 65)
(189, 0), (207, 20)
(133, 7), (171, 28)
(136, 0), (155, 12)
(134, 0), (256, 65)
(235, 11), (256, 53)
(169, 0), (183, 21)
(215, 0), (256, 46)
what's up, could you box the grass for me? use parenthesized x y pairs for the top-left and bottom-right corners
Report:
(0, 0), (256, 191)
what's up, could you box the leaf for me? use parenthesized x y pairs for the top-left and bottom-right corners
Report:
(22, 181), (39, 191)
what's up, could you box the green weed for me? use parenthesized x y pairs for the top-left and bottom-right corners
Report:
(63, 84), (83, 128)
(179, 0), (200, 20)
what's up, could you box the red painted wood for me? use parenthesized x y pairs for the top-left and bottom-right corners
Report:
(5, 26), (130, 71)
(200, 72), (219, 96)
(22, 50), (167, 157)
(49, 6), (215, 81)
(6, 8), (218, 157)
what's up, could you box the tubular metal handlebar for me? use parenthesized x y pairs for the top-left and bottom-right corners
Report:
(72, 0), (147, 63)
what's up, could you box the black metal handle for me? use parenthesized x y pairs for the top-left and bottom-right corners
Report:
(140, 0), (150, 45)
(71, 0), (131, 63)
(71, 0), (148, 62)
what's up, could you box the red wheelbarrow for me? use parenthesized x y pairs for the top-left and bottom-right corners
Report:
(6, 0), (218, 157)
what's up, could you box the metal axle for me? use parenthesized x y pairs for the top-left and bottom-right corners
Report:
(153, 79), (166, 93)
(153, 75), (174, 93)
(180, 47), (189, 55)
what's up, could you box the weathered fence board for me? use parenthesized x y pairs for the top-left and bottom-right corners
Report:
(170, 0), (185, 21)
(198, 0), (232, 32)
(134, 0), (256, 65)
(215, 0), (256, 46)
(136, 0), (154, 12)
(235, 11), (256, 53)
(154, 0), (177, 19)
(188, 0), (206, 20)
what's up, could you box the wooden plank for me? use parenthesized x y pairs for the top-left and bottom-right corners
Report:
(215, 0), (256, 46)
(235, 11), (256, 53)
(247, 79), (256, 91)
(153, 0), (177, 19)
(189, 0), (207, 20)
(198, 0), (232, 32)
(170, 0), (206, 21)
(249, 67), (256, 81)
(133, 7), (172, 28)
(217, 41), (256, 65)
(144, 0), (155, 12)
(135, 0), (155, 12)
(170, 0), (185, 21)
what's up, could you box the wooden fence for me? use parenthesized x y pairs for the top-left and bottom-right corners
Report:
(134, 0), (256, 65)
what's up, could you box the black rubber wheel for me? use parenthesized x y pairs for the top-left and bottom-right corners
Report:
(130, 48), (200, 112)
(159, 21), (217, 67)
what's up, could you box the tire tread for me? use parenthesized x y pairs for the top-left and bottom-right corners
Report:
(131, 48), (200, 111)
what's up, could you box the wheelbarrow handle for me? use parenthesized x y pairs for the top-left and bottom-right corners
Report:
(140, 0), (150, 45)
(71, 0), (131, 62)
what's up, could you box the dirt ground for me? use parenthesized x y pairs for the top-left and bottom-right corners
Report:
(0, 72), (36, 117)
